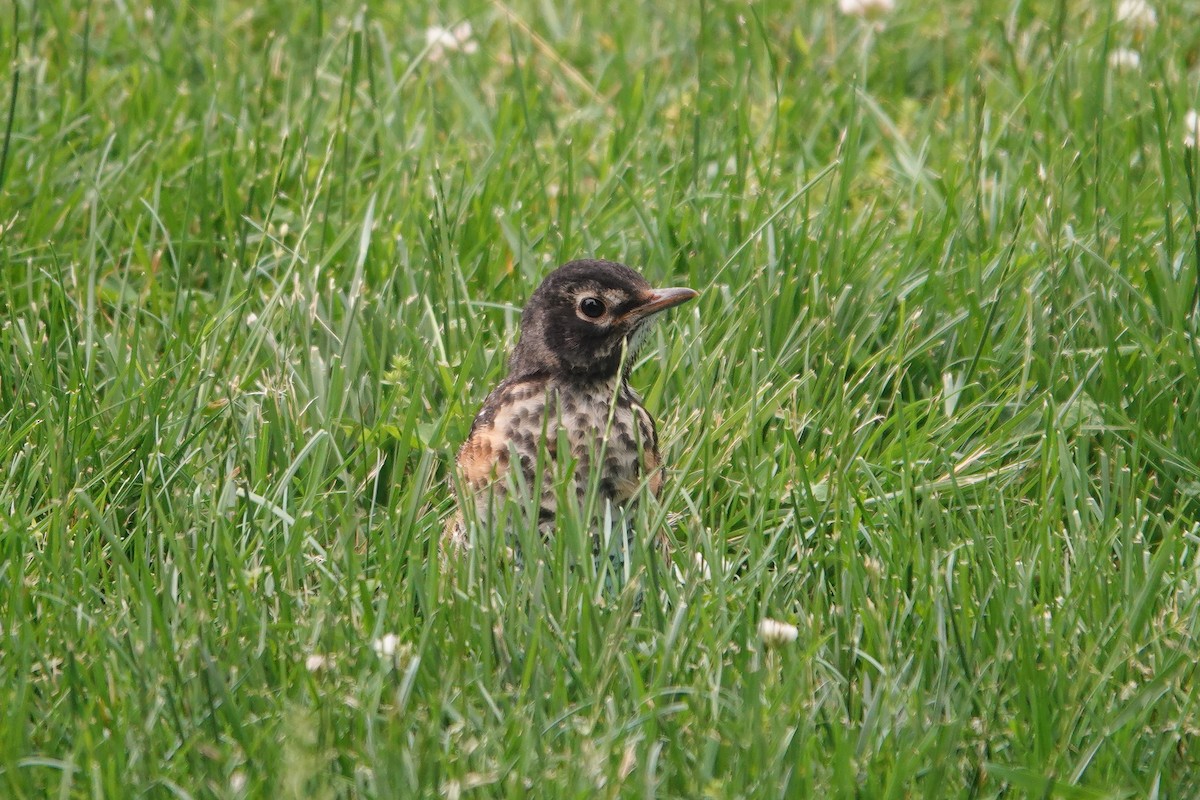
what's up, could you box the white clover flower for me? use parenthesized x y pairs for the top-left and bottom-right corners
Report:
(704, 156), (739, 180)
(1107, 48), (1141, 70)
(1116, 0), (1157, 30)
(671, 551), (736, 585)
(757, 617), (799, 647)
(425, 22), (479, 63)
(838, 0), (895, 19)
(305, 653), (330, 672)
(372, 633), (402, 658)
(1185, 110), (1200, 150)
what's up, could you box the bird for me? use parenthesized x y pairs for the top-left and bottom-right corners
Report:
(446, 259), (698, 577)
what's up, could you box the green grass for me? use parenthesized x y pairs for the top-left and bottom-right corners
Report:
(2, 0), (1200, 796)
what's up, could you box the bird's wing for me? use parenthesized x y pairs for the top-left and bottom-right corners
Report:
(628, 396), (663, 497)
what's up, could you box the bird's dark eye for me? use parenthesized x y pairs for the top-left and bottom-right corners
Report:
(579, 297), (606, 318)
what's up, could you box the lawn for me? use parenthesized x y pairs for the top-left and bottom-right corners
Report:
(2, 0), (1199, 796)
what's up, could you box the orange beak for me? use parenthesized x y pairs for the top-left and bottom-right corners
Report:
(622, 287), (699, 323)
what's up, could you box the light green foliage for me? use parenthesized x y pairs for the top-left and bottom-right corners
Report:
(1, 0), (1198, 796)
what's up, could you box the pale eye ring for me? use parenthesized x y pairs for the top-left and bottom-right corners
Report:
(579, 297), (606, 318)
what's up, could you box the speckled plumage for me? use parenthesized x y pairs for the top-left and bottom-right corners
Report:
(447, 260), (696, 565)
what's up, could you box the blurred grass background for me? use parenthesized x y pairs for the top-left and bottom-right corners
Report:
(1, 0), (1199, 796)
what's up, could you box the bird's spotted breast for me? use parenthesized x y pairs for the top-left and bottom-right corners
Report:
(455, 375), (663, 528)
(458, 374), (550, 491)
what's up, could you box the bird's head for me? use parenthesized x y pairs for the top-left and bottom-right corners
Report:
(508, 259), (698, 380)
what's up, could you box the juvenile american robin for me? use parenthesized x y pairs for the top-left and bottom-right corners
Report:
(447, 259), (698, 571)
